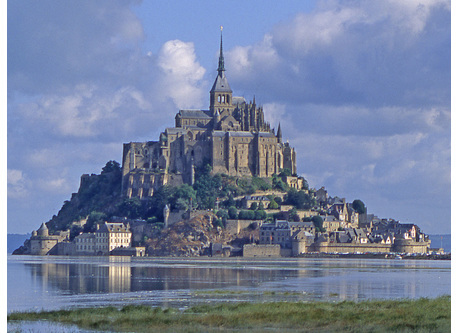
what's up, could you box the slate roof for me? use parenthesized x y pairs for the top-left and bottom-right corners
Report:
(258, 132), (276, 138)
(178, 110), (212, 119)
(97, 222), (130, 233)
(211, 73), (232, 92)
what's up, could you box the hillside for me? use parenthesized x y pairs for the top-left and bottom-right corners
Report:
(39, 159), (306, 242)
(45, 161), (124, 237)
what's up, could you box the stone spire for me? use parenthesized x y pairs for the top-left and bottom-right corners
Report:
(277, 123), (282, 143)
(217, 26), (225, 75)
(210, 27), (233, 115)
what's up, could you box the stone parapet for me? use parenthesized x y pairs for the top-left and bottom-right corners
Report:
(243, 244), (281, 257)
(312, 242), (392, 253)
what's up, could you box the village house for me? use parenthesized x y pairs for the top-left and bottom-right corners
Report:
(242, 195), (271, 209)
(95, 222), (132, 255)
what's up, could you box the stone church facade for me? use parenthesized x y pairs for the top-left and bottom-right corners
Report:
(122, 34), (297, 199)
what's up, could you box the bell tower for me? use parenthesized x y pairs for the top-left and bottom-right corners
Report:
(210, 27), (234, 116)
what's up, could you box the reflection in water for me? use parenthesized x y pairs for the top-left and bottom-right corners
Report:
(27, 256), (133, 293)
(8, 256), (450, 313)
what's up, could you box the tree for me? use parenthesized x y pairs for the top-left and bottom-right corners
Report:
(311, 216), (325, 232)
(238, 210), (255, 220)
(194, 171), (222, 209)
(101, 160), (121, 174)
(289, 208), (300, 222)
(274, 197), (283, 205)
(255, 209), (267, 220)
(284, 189), (313, 209)
(279, 168), (292, 177)
(171, 184), (196, 210)
(228, 206), (238, 219)
(216, 209), (229, 221)
(117, 197), (142, 219)
(84, 211), (107, 232)
(352, 199), (366, 214)
(268, 200), (279, 209)
(250, 202), (258, 210)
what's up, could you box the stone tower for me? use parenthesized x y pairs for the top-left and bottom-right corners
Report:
(209, 27), (234, 117)
(121, 30), (298, 199)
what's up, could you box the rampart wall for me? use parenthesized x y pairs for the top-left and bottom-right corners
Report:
(226, 219), (257, 236)
(243, 244), (281, 257)
(393, 239), (430, 253)
(312, 242), (392, 253)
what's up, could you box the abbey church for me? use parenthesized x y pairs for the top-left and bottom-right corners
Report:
(122, 33), (297, 198)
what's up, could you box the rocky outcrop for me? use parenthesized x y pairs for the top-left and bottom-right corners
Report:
(146, 213), (233, 257)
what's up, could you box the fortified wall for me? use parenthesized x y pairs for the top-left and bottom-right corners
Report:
(311, 242), (392, 254)
(393, 239), (431, 253)
(243, 244), (281, 257)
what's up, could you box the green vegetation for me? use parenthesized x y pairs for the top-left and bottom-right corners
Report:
(44, 159), (315, 237)
(8, 296), (450, 333)
(352, 199), (367, 214)
(47, 161), (123, 235)
(284, 188), (315, 210)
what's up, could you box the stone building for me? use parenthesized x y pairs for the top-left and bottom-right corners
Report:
(122, 33), (297, 198)
(95, 222), (132, 255)
(29, 223), (70, 255)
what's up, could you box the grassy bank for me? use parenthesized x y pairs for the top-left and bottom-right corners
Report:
(8, 296), (450, 332)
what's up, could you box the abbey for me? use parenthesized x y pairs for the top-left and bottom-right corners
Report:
(122, 34), (296, 199)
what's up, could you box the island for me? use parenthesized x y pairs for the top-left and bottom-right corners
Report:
(13, 33), (440, 258)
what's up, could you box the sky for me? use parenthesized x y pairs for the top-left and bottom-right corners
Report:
(7, 0), (451, 235)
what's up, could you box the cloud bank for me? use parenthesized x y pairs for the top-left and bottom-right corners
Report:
(225, 0), (450, 233)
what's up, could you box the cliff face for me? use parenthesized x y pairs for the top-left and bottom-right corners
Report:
(146, 213), (233, 256)
(47, 166), (123, 234)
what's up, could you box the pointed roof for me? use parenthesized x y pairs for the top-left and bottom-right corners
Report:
(218, 26), (225, 73)
(210, 28), (232, 93)
(277, 123), (282, 139)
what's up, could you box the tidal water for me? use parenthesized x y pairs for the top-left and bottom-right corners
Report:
(8, 254), (450, 314)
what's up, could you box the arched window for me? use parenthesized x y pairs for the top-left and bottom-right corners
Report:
(218, 95), (221, 103)
(221, 95), (225, 103)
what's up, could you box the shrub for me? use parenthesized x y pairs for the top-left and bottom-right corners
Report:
(228, 206), (238, 219)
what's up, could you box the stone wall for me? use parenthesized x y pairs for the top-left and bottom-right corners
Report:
(167, 210), (188, 227)
(393, 239), (430, 253)
(226, 219), (257, 236)
(243, 244), (281, 257)
(312, 242), (392, 253)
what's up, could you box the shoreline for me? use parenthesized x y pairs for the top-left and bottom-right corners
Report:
(8, 297), (451, 333)
(9, 252), (451, 260)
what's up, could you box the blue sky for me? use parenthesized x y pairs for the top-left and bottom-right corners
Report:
(7, 0), (451, 234)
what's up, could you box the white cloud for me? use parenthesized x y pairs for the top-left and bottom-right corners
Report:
(36, 177), (72, 194)
(263, 103), (287, 128)
(225, 0), (450, 107)
(157, 40), (206, 109)
(7, 169), (28, 198)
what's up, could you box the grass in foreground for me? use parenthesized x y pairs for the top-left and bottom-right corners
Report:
(8, 296), (450, 333)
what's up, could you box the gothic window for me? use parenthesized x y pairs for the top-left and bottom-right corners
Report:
(218, 95), (221, 103)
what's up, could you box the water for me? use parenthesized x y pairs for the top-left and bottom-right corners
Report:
(8, 255), (450, 314)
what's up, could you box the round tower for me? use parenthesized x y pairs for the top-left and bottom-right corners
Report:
(37, 223), (49, 237)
